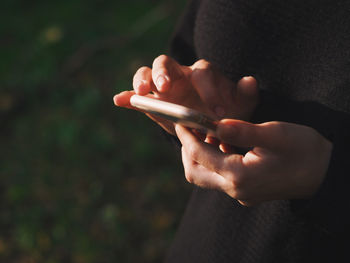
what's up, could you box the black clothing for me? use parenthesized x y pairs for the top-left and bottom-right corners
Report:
(165, 1), (350, 262)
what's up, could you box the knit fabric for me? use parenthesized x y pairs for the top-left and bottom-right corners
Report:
(165, 1), (350, 262)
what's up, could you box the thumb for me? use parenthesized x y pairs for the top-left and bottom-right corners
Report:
(216, 119), (282, 148)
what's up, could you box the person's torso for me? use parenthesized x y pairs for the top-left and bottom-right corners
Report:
(194, 0), (350, 113)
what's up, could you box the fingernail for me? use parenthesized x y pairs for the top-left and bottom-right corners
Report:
(156, 75), (169, 91)
(214, 106), (226, 118)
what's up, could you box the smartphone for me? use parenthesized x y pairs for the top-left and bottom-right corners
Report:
(130, 95), (218, 135)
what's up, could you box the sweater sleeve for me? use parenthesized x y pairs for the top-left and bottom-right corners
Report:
(252, 89), (350, 237)
(299, 116), (350, 237)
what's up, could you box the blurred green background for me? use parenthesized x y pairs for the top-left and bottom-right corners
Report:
(0, 0), (191, 262)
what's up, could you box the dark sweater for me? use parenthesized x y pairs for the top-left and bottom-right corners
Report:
(164, 1), (350, 262)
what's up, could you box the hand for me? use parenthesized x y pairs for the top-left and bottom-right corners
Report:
(175, 119), (333, 206)
(114, 55), (259, 135)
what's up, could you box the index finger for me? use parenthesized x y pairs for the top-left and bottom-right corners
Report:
(152, 55), (188, 93)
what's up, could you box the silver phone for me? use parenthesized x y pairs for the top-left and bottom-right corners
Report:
(130, 95), (217, 135)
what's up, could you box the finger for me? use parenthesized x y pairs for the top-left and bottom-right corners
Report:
(113, 91), (136, 109)
(133, 66), (156, 95)
(113, 91), (156, 111)
(114, 92), (176, 134)
(219, 143), (236, 154)
(234, 76), (259, 117)
(205, 135), (220, 147)
(190, 59), (226, 118)
(236, 76), (258, 101)
(216, 119), (284, 148)
(152, 54), (186, 93)
(181, 147), (227, 190)
(175, 124), (225, 174)
(191, 129), (207, 141)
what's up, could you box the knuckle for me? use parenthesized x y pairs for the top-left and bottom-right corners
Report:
(191, 62), (214, 83)
(258, 121), (286, 146)
(182, 147), (195, 184)
(226, 168), (249, 200)
(186, 144), (199, 161)
(191, 67), (214, 85)
(233, 174), (244, 189)
(231, 178), (245, 198)
(271, 121), (289, 136)
(269, 121), (297, 146)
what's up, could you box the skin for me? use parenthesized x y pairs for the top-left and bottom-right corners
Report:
(175, 121), (332, 206)
(114, 55), (333, 206)
(114, 55), (259, 135)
